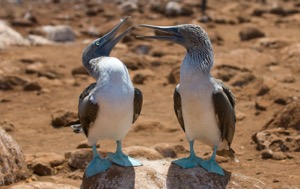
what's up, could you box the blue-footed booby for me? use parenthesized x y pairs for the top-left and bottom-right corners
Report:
(137, 24), (237, 175)
(66, 17), (142, 177)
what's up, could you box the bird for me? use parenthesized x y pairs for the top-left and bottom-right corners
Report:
(66, 17), (143, 178)
(137, 24), (237, 175)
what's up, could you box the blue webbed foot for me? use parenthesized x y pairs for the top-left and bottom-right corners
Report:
(108, 152), (142, 167)
(108, 140), (142, 167)
(172, 155), (203, 168)
(200, 146), (225, 176)
(172, 140), (203, 169)
(86, 156), (112, 177)
(85, 144), (112, 178)
(200, 158), (224, 176)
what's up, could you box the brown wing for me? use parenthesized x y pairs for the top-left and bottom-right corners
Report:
(212, 89), (236, 146)
(173, 86), (185, 132)
(133, 88), (143, 123)
(78, 82), (99, 137)
(215, 79), (235, 108)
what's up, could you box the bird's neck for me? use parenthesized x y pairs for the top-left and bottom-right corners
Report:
(82, 57), (102, 80)
(184, 47), (214, 74)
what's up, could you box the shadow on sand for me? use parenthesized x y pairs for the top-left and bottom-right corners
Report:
(166, 163), (231, 189)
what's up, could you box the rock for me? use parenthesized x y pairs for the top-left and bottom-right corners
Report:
(0, 76), (28, 90)
(27, 34), (54, 46)
(51, 110), (78, 128)
(119, 1), (139, 14)
(239, 27), (265, 41)
(23, 81), (42, 91)
(263, 100), (300, 130)
(165, 1), (181, 16)
(255, 38), (290, 49)
(261, 149), (273, 159)
(26, 153), (65, 168)
(255, 98), (270, 111)
(272, 151), (286, 160)
(0, 121), (15, 132)
(66, 149), (93, 169)
(252, 128), (300, 159)
(40, 25), (75, 42)
(0, 128), (29, 186)
(9, 181), (79, 189)
(81, 159), (270, 189)
(32, 161), (54, 176)
(256, 84), (270, 96)
(132, 69), (154, 84)
(25, 63), (44, 74)
(0, 21), (30, 49)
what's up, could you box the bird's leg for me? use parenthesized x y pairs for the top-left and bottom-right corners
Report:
(108, 140), (142, 167)
(172, 140), (203, 168)
(200, 145), (224, 176)
(85, 144), (112, 178)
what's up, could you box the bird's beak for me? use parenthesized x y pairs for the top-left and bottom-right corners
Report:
(136, 24), (184, 44)
(97, 16), (133, 54)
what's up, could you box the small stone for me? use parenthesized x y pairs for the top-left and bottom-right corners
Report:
(165, 1), (182, 16)
(261, 149), (273, 159)
(51, 110), (78, 128)
(272, 151), (286, 160)
(25, 63), (44, 74)
(0, 76), (28, 90)
(41, 25), (76, 42)
(255, 99), (270, 111)
(0, 121), (15, 132)
(32, 161), (54, 176)
(239, 27), (265, 41)
(23, 82), (42, 91)
(256, 85), (270, 96)
(66, 149), (93, 169)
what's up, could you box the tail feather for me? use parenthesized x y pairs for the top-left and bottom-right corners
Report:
(64, 120), (83, 134)
(70, 124), (83, 133)
(217, 148), (239, 162)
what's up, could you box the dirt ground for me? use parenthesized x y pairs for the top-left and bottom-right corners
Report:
(1, 0), (300, 188)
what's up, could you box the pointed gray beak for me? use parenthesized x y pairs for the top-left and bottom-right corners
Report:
(136, 24), (184, 44)
(95, 16), (133, 55)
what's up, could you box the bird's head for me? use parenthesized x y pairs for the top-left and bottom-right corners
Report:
(137, 24), (213, 54)
(82, 17), (133, 65)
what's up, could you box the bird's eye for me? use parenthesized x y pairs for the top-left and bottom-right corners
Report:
(95, 41), (101, 46)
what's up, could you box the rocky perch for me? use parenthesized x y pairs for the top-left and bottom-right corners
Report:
(0, 128), (29, 186)
(81, 159), (269, 189)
